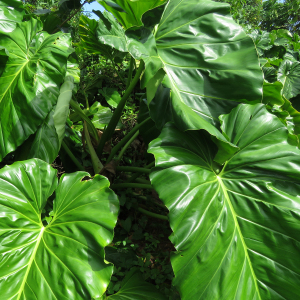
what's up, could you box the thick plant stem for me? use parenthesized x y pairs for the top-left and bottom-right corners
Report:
(125, 160), (155, 184)
(135, 178), (151, 184)
(116, 131), (139, 162)
(106, 117), (151, 163)
(111, 183), (152, 190)
(70, 99), (99, 143)
(126, 57), (134, 89)
(145, 161), (155, 169)
(122, 174), (152, 184)
(96, 60), (145, 157)
(116, 166), (151, 174)
(130, 192), (167, 209)
(137, 207), (168, 220)
(61, 140), (85, 171)
(83, 121), (103, 174)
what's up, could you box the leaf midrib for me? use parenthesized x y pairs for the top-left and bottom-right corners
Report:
(16, 226), (44, 300)
(0, 60), (29, 105)
(217, 176), (261, 300)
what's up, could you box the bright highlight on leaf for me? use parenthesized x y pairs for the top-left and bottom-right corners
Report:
(0, 0), (24, 33)
(149, 103), (300, 300)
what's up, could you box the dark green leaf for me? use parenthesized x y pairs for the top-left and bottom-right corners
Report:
(108, 269), (167, 299)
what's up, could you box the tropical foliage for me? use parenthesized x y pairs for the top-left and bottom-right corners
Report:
(0, 0), (300, 299)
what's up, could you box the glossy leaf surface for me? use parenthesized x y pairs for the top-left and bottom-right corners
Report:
(100, 0), (262, 159)
(0, 18), (72, 161)
(97, 0), (167, 29)
(0, 0), (24, 33)
(151, 0), (263, 129)
(149, 103), (300, 300)
(0, 158), (119, 299)
(83, 0), (263, 134)
(108, 269), (167, 300)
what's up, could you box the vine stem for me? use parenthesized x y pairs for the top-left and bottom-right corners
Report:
(137, 207), (168, 221)
(130, 192), (167, 209)
(116, 166), (151, 173)
(126, 57), (134, 89)
(111, 183), (152, 189)
(96, 60), (145, 157)
(145, 161), (155, 169)
(61, 140), (85, 171)
(70, 99), (99, 143)
(83, 121), (103, 174)
(116, 131), (139, 162)
(106, 117), (151, 163)
(125, 161), (155, 184)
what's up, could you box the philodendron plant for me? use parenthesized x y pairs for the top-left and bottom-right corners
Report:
(0, 159), (119, 299)
(149, 103), (300, 299)
(1, 0), (300, 299)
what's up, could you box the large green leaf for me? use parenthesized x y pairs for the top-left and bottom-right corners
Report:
(0, 18), (72, 161)
(278, 59), (300, 99)
(107, 269), (167, 300)
(0, 0), (24, 33)
(97, 0), (168, 29)
(147, 0), (263, 129)
(149, 103), (300, 299)
(87, 0), (263, 161)
(0, 158), (119, 299)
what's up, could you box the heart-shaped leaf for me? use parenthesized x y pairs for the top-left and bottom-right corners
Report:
(0, 158), (119, 299)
